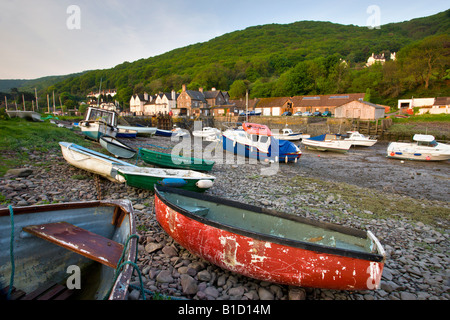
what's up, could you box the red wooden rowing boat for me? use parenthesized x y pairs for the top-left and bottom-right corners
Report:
(154, 186), (386, 290)
(242, 122), (272, 136)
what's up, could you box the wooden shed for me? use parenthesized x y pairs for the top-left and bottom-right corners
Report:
(334, 100), (385, 120)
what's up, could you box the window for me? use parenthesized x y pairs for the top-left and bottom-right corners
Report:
(329, 96), (349, 99)
(303, 97), (320, 100)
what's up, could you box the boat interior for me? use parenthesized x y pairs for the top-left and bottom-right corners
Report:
(0, 202), (133, 300)
(158, 190), (376, 255)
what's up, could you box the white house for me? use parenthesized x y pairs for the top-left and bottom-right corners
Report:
(130, 93), (151, 115)
(130, 91), (179, 116)
(366, 52), (396, 67)
(418, 97), (450, 115)
(154, 90), (178, 114)
(398, 98), (435, 111)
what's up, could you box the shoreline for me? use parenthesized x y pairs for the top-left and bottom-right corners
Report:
(1, 134), (448, 300)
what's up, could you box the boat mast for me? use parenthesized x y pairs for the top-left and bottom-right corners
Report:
(245, 89), (248, 123)
(35, 88), (39, 112)
(53, 91), (56, 114)
(97, 78), (102, 108)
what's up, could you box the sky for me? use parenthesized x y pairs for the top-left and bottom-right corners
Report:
(0, 0), (448, 80)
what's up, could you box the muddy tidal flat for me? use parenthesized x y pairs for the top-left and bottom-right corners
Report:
(1, 135), (449, 300)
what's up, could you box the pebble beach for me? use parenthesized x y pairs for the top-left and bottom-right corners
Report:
(1, 134), (449, 301)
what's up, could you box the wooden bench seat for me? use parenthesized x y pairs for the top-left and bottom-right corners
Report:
(23, 221), (124, 269)
(2, 283), (74, 300)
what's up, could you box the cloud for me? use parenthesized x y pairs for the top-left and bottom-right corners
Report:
(1, 0), (449, 79)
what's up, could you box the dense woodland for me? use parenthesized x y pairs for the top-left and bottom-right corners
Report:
(2, 10), (450, 110)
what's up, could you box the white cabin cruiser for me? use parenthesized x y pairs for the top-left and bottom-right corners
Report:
(344, 131), (377, 147)
(302, 134), (353, 153)
(272, 128), (310, 141)
(192, 127), (221, 141)
(387, 134), (450, 161)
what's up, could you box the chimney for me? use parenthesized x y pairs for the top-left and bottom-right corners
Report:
(182, 84), (186, 92)
(199, 87), (203, 93)
(171, 90), (176, 101)
(212, 87), (216, 91)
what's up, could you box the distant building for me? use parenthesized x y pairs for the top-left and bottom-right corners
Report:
(130, 93), (151, 115)
(397, 98), (435, 114)
(175, 85), (230, 117)
(253, 94), (366, 116)
(334, 100), (385, 120)
(366, 52), (396, 67)
(401, 97), (450, 115)
(87, 89), (117, 99)
(176, 85), (208, 116)
(129, 91), (178, 116)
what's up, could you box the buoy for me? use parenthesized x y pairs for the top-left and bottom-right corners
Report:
(159, 178), (187, 187)
(196, 179), (214, 189)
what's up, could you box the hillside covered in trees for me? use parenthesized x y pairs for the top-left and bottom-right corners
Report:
(3, 9), (450, 109)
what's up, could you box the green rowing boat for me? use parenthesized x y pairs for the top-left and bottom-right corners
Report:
(115, 166), (215, 192)
(139, 148), (215, 172)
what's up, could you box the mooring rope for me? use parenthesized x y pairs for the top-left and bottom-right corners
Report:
(7, 205), (15, 300)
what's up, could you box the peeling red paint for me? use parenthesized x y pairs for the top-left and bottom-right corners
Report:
(154, 194), (384, 290)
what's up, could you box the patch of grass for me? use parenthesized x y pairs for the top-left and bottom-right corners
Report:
(391, 113), (450, 123)
(290, 176), (449, 228)
(71, 174), (90, 180)
(0, 118), (95, 176)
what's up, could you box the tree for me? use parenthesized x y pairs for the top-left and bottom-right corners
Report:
(398, 34), (450, 89)
(229, 80), (248, 99)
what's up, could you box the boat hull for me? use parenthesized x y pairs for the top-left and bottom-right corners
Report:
(303, 137), (352, 153)
(272, 132), (310, 141)
(0, 200), (136, 300)
(117, 125), (156, 135)
(345, 140), (377, 147)
(80, 121), (116, 141)
(222, 134), (301, 163)
(6, 111), (43, 122)
(139, 148), (215, 171)
(116, 166), (215, 192)
(116, 128), (138, 138)
(100, 136), (136, 159)
(154, 187), (385, 290)
(387, 142), (450, 161)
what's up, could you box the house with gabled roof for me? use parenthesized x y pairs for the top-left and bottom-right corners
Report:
(254, 97), (290, 116)
(130, 92), (152, 115)
(154, 90), (179, 115)
(334, 100), (385, 120)
(289, 93), (366, 114)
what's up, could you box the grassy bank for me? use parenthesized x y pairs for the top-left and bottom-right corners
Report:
(386, 114), (450, 141)
(0, 118), (95, 176)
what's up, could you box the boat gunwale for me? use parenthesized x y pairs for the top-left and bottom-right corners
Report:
(140, 147), (215, 165)
(60, 142), (135, 167)
(154, 186), (385, 262)
(115, 166), (216, 180)
(100, 136), (137, 154)
(222, 133), (302, 158)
